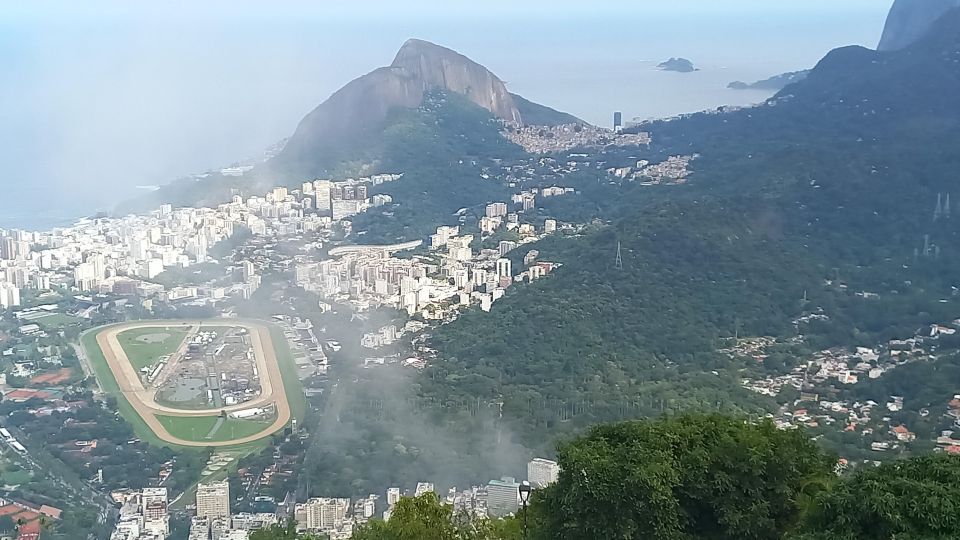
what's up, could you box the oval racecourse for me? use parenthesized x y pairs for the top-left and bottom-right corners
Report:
(82, 319), (301, 447)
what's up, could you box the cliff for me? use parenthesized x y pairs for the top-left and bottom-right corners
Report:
(878, 0), (960, 51)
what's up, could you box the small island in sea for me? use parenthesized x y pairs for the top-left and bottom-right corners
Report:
(657, 57), (696, 72)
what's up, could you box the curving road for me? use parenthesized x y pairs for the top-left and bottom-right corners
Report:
(91, 319), (292, 447)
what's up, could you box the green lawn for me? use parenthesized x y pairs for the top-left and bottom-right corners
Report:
(1, 468), (32, 485)
(155, 414), (276, 443)
(116, 326), (190, 370)
(268, 324), (308, 423)
(32, 313), (83, 328)
(81, 328), (168, 447)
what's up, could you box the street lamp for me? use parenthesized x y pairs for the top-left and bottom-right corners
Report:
(518, 480), (532, 539)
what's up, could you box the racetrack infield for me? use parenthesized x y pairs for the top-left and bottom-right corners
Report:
(84, 319), (299, 447)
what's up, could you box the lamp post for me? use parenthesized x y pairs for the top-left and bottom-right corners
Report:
(518, 480), (532, 540)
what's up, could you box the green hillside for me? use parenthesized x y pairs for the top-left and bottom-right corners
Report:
(421, 9), (960, 443)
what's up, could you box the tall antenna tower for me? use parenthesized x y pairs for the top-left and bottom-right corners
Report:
(615, 241), (623, 270)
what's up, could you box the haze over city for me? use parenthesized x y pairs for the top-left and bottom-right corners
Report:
(7, 1), (960, 538)
(2, 0), (890, 229)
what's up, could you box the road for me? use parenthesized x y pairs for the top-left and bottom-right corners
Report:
(87, 319), (292, 447)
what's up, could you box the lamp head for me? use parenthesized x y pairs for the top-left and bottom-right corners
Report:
(518, 480), (532, 504)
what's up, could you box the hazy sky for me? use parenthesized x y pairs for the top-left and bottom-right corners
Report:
(0, 0), (893, 229)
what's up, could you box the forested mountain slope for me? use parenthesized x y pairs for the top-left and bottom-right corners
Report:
(422, 9), (960, 442)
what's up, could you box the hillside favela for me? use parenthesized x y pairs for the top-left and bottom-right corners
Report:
(2, 1), (960, 539)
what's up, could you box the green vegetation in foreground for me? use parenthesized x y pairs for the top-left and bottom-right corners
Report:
(253, 414), (960, 540)
(116, 325), (190, 370)
(156, 414), (278, 443)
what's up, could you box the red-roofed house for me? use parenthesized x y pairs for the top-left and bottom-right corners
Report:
(37, 506), (60, 521)
(891, 425), (916, 442)
(16, 519), (41, 540)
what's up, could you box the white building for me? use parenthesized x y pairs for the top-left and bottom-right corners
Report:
(196, 480), (230, 520)
(486, 477), (520, 517)
(414, 482), (434, 497)
(386, 487), (401, 506)
(485, 202), (508, 218)
(0, 282), (20, 309)
(496, 258), (512, 279)
(297, 498), (350, 532)
(527, 458), (560, 488)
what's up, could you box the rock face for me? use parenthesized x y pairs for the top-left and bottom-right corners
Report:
(878, 0), (960, 51)
(278, 39), (523, 173)
(390, 39), (521, 123)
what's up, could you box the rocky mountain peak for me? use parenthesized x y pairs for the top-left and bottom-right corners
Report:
(878, 0), (960, 51)
(389, 39), (521, 123)
(274, 38), (577, 177)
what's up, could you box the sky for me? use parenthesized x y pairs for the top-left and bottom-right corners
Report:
(0, 0), (894, 229)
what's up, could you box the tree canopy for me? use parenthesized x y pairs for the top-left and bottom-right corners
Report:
(353, 492), (519, 540)
(796, 454), (960, 540)
(533, 414), (835, 540)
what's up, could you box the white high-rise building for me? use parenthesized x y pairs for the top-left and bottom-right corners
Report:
(196, 480), (230, 520)
(496, 258), (512, 279)
(485, 202), (508, 218)
(299, 498), (350, 532)
(472, 268), (488, 286)
(386, 487), (401, 506)
(313, 180), (333, 214)
(544, 219), (557, 234)
(31, 274), (50, 291)
(527, 458), (560, 488)
(241, 260), (256, 281)
(73, 262), (97, 290)
(486, 477), (520, 517)
(0, 282), (21, 309)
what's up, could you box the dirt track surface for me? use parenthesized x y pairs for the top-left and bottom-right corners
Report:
(92, 319), (291, 447)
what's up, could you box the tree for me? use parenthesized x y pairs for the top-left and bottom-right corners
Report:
(352, 493), (519, 540)
(795, 455), (960, 539)
(533, 414), (835, 540)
